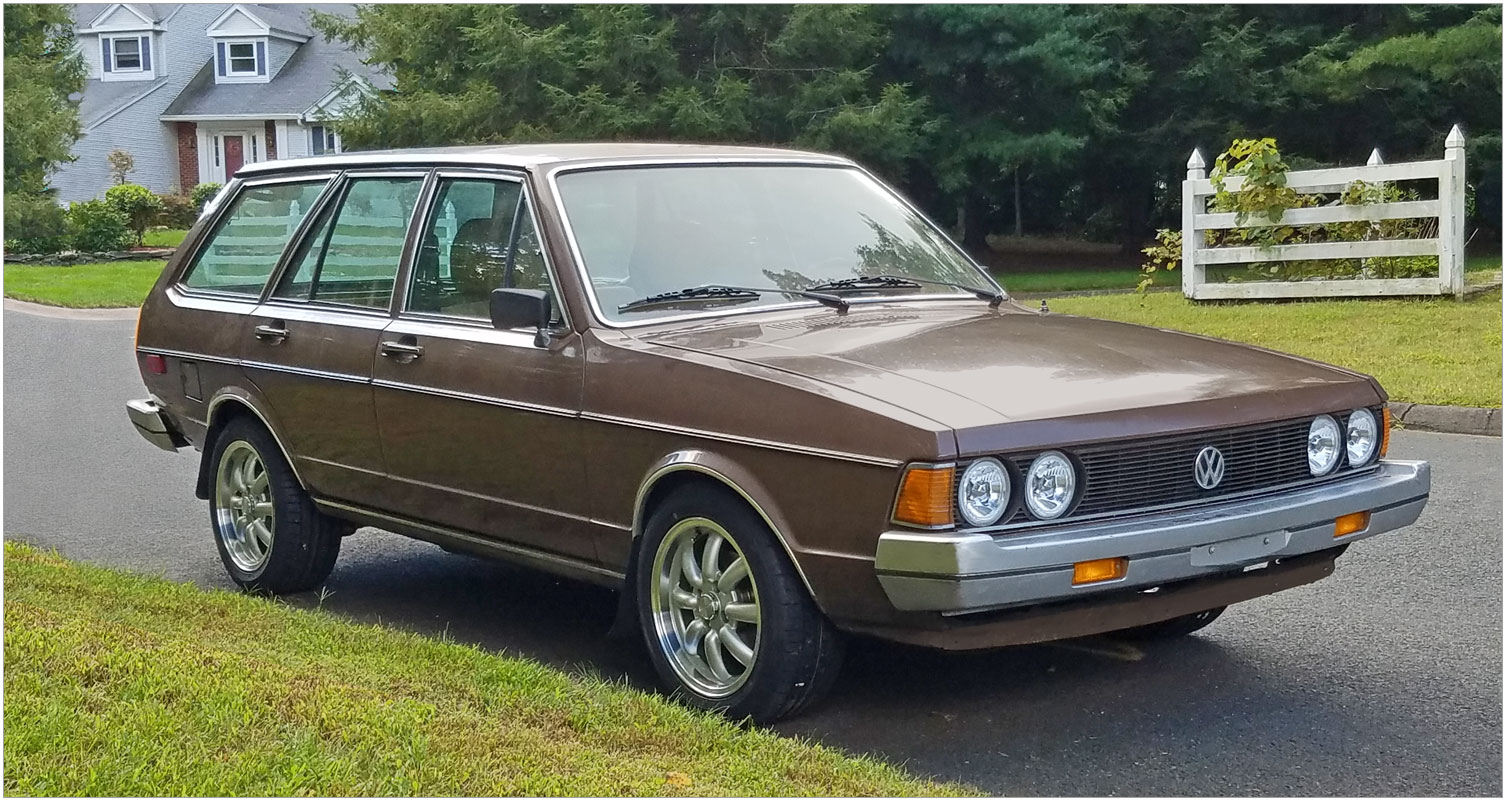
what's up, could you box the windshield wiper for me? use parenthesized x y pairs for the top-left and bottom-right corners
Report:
(803, 275), (922, 293)
(618, 284), (849, 313)
(803, 274), (1005, 307)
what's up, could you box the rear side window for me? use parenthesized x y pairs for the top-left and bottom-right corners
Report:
(275, 176), (425, 309)
(182, 181), (327, 296)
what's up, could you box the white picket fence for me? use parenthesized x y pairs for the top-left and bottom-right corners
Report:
(206, 201), (450, 277)
(1181, 125), (1467, 300)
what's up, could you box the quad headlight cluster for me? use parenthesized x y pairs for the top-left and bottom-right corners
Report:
(955, 450), (1079, 527)
(1309, 408), (1380, 476)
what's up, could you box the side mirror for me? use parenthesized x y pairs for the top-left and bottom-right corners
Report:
(490, 288), (553, 346)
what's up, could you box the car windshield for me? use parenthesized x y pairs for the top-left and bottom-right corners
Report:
(554, 164), (996, 323)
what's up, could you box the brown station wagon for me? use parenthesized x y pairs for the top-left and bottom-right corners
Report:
(129, 143), (1431, 722)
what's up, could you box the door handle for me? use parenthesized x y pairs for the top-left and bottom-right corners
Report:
(253, 323), (288, 342)
(379, 339), (424, 360)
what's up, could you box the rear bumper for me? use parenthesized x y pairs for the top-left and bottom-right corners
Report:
(126, 398), (187, 452)
(874, 459), (1429, 614)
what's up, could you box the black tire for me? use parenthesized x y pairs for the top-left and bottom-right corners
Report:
(634, 484), (843, 724)
(1111, 605), (1226, 640)
(207, 417), (342, 594)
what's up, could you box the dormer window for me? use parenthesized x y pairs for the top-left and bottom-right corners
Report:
(216, 39), (266, 81)
(102, 34), (152, 77)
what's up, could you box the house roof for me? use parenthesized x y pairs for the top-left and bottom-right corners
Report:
(76, 76), (169, 129)
(159, 4), (389, 120)
(162, 32), (389, 119)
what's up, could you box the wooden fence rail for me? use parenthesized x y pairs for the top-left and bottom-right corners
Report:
(1182, 125), (1467, 300)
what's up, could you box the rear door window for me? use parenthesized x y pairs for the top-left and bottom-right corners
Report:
(181, 180), (328, 296)
(274, 176), (426, 309)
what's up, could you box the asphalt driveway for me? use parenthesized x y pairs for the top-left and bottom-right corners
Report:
(4, 302), (1501, 795)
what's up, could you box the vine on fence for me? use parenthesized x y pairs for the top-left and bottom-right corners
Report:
(1139, 138), (1439, 291)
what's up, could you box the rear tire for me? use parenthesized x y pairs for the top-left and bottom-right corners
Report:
(1111, 606), (1226, 640)
(635, 485), (843, 723)
(208, 417), (342, 594)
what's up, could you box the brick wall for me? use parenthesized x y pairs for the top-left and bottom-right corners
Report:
(175, 122), (198, 191)
(265, 121), (277, 160)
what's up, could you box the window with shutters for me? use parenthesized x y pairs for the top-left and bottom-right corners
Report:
(214, 38), (267, 83)
(101, 34), (153, 80)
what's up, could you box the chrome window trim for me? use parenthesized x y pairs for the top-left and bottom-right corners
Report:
(381, 317), (546, 349)
(545, 159), (1005, 330)
(402, 170), (573, 332)
(165, 285), (257, 314)
(248, 302), (393, 329)
(174, 173), (340, 296)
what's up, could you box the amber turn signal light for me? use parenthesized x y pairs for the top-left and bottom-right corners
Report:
(1072, 557), (1128, 585)
(893, 464), (955, 528)
(1335, 511), (1371, 538)
(1379, 406), (1392, 458)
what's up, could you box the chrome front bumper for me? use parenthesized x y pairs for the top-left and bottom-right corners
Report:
(874, 460), (1430, 614)
(126, 398), (185, 452)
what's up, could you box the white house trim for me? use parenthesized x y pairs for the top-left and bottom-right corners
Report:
(206, 4), (311, 44)
(79, 3), (162, 34)
(161, 113), (301, 122)
(300, 74), (376, 122)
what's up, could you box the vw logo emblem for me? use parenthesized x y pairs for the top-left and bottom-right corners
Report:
(1194, 446), (1225, 490)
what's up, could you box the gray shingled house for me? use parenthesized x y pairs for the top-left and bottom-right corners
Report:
(53, 3), (389, 202)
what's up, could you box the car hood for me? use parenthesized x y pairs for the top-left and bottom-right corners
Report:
(641, 302), (1382, 446)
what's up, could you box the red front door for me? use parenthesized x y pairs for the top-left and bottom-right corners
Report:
(223, 136), (245, 178)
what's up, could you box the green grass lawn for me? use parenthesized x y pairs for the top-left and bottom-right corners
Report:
(3, 261), (166, 308)
(3, 542), (967, 797)
(995, 254), (1503, 294)
(1049, 289), (1502, 408)
(141, 228), (189, 248)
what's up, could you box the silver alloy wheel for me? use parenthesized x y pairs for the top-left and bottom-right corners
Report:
(214, 440), (275, 572)
(649, 517), (762, 699)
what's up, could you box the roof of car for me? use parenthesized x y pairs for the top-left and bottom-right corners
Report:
(237, 142), (855, 177)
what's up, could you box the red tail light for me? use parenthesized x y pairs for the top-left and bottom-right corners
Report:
(144, 353), (167, 375)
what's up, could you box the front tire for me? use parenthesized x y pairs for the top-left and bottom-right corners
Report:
(208, 417), (341, 593)
(635, 485), (843, 723)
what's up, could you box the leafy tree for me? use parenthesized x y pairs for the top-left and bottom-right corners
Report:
(107, 149), (135, 186)
(4, 4), (85, 195)
(313, 5), (928, 178)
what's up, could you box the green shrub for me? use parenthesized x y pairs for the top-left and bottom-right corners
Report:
(66, 200), (132, 252)
(104, 183), (162, 246)
(190, 182), (223, 211)
(4, 194), (70, 254)
(155, 193), (198, 230)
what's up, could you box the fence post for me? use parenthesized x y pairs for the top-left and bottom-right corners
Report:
(1367, 148), (1384, 167)
(1182, 148), (1206, 299)
(1441, 125), (1467, 299)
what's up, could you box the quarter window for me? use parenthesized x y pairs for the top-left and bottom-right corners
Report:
(408, 177), (560, 323)
(182, 181), (328, 296)
(274, 176), (425, 309)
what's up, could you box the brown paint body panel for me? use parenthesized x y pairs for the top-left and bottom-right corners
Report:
(134, 146), (1387, 643)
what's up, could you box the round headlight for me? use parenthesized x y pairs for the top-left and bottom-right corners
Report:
(1346, 408), (1378, 466)
(1308, 414), (1342, 475)
(957, 458), (1010, 527)
(1025, 451), (1077, 520)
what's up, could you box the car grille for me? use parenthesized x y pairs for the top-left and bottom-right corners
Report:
(967, 410), (1379, 531)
